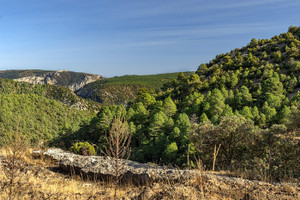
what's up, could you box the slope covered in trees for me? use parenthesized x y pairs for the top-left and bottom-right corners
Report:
(76, 72), (193, 105)
(0, 79), (96, 145)
(63, 26), (300, 182)
(162, 26), (300, 126)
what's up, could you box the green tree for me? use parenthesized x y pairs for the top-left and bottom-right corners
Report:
(163, 142), (178, 163)
(199, 113), (209, 123)
(278, 106), (291, 124)
(162, 96), (177, 117)
(220, 104), (233, 118)
(234, 86), (252, 108)
(262, 102), (277, 123)
(207, 89), (225, 121)
(149, 111), (168, 138)
(250, 38), (258, 47)
(136, 92), (156, 107)
(240, 106), (253, 120)
(271, 51), (282, 63)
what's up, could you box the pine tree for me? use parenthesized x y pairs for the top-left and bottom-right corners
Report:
(163, 96), (177, 117)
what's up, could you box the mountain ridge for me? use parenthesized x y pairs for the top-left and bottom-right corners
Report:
(0, 69), (102, 91)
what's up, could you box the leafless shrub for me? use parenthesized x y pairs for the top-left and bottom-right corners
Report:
(1, 128), (29, 200)
(104, 116), (131, 199)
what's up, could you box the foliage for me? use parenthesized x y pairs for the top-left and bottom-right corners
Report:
(75, 72), (193, 105)
(70, 141), (96, 156)
(0, 78), (100, 110)
(0, 79), (94, 146)
(67, 27), (300, 181)
(4, 27), (300, 182)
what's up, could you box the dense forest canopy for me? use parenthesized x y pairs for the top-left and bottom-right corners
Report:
(0, 79), (96, 145)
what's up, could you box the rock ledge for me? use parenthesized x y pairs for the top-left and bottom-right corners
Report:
(43, 148), (195, 184)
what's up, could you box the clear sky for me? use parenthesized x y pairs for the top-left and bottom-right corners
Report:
(0, 0), (299, 77)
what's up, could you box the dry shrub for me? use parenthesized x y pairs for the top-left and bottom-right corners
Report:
(193, 157), (206, 199)
(104, 115), (131, 199)
(0, 129), (29, 200)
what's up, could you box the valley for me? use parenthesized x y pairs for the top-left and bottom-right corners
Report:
(0, 26), (300, 199)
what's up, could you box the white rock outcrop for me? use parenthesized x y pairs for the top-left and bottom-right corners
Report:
(13, 70), (101, 91)
(43, 148), (194, 184)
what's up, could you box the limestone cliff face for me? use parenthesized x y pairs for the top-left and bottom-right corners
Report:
(13, 70), (102, 91)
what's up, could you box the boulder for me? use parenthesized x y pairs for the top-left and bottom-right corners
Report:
(43, 148), (195, 184)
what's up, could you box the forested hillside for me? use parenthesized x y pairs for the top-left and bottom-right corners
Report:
(160, 26), (300, 126)
(0, 79), (96, 145)
(76, 72), (193, 105)
(64, 26), (300, 182)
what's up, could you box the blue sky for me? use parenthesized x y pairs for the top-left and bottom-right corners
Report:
(0, 0), (299, 77)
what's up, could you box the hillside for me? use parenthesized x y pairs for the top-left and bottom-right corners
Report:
(0, 79), (96, 146)
(161, 26), (300, 126)
(0, 70), (194, 105)
(76, 72), (193, 105)
(0, 69), (54, 79)
(0, 69), (102, 91)
(64, 26), (300, 183)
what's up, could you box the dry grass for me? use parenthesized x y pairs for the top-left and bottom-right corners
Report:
(0, 148), (131, 199)
(1, 147), (299, 200)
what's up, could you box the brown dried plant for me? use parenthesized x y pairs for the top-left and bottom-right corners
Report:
(212, 144), (221, 173)
(1, 127), (28, 200)
(104, 116), (131, 199)
(194, 157), (205, 199)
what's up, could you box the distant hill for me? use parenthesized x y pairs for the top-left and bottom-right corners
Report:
(0, 70), (194, 105)
(75, 72), (193, 105)
(0, 79), (96, 145)
(0, 69), (102, 91)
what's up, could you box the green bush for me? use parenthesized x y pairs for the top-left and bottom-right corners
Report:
(70, 141), (96, 156)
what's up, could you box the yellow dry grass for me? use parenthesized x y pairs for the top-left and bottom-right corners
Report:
(0, 147), (129, 199)
(0, 147), (299, 200)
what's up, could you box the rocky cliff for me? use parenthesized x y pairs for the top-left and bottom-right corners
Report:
(12, 70), (102, 91)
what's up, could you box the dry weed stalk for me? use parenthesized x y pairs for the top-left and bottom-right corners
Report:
(194, 157), (205, 199)
(212, 144), (221, 173)
(104, 116), (131, 199)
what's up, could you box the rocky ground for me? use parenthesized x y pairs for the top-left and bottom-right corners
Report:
(0, 148), (299, 200)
